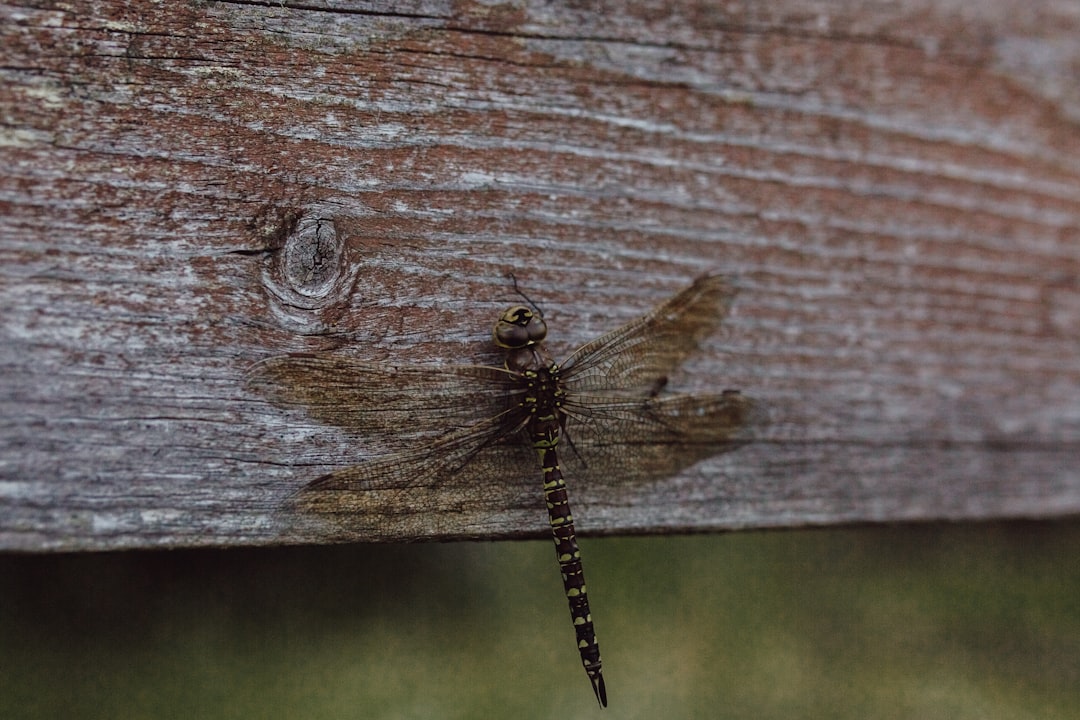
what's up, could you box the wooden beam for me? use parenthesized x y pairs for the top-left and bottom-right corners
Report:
(2, 1), (1079, 551)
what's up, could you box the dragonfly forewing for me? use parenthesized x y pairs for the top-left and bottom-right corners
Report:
(247, 355), (520, 447)
(561, 274), (738, 394)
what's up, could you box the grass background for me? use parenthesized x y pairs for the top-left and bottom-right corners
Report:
(2, 521), (1078, 719)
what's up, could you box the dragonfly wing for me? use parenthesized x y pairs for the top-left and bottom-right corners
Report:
(284, 416), (539, 540)
(560, 390), (765, 488)
(560, 273), (738, 394)
(247, 354), (519, 443)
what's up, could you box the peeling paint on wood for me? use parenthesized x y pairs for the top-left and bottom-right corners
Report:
(1, 1), (1079, 551)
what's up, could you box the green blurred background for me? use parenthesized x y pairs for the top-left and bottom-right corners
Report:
(3, 521), (1078, 719)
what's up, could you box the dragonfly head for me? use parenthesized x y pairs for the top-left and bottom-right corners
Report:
(493, 305), (548, 349)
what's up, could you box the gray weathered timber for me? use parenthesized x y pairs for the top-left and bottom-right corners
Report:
(2, 1), (1079, 551)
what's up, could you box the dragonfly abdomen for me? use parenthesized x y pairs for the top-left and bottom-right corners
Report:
(533, 423), (607, 708)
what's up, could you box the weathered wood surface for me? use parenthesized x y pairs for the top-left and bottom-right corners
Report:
(2, 1), (1079, 551)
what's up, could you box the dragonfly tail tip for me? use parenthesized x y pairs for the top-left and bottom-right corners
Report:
(592, 675), (607, 708)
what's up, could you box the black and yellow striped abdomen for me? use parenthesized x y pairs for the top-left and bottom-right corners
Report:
(531, 410), (607, 707)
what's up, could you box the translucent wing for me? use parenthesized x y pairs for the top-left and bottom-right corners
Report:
(278, 390), (765, 539)
(560, 273), (738, 394)
(561, 389), (765, 487)
(248, 354), (543, 539)
(283, 411), (539, 541)
(246, 354), (519, 445)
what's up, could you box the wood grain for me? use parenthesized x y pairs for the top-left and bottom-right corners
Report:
(2, 0), (1078, 551)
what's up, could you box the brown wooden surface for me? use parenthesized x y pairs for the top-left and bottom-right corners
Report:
(2, 0), (1079, 551)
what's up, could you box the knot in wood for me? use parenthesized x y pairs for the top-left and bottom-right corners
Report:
(259, 204), (360, 334)
(282, 215), (344, 299)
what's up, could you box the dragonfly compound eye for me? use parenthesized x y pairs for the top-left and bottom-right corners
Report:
(493, 305), (547, 348)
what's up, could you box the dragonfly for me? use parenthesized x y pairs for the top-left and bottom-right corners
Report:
(247, 273), (762, 708)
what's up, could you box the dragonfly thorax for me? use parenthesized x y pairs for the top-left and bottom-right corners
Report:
(522, 365), (565, 418)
